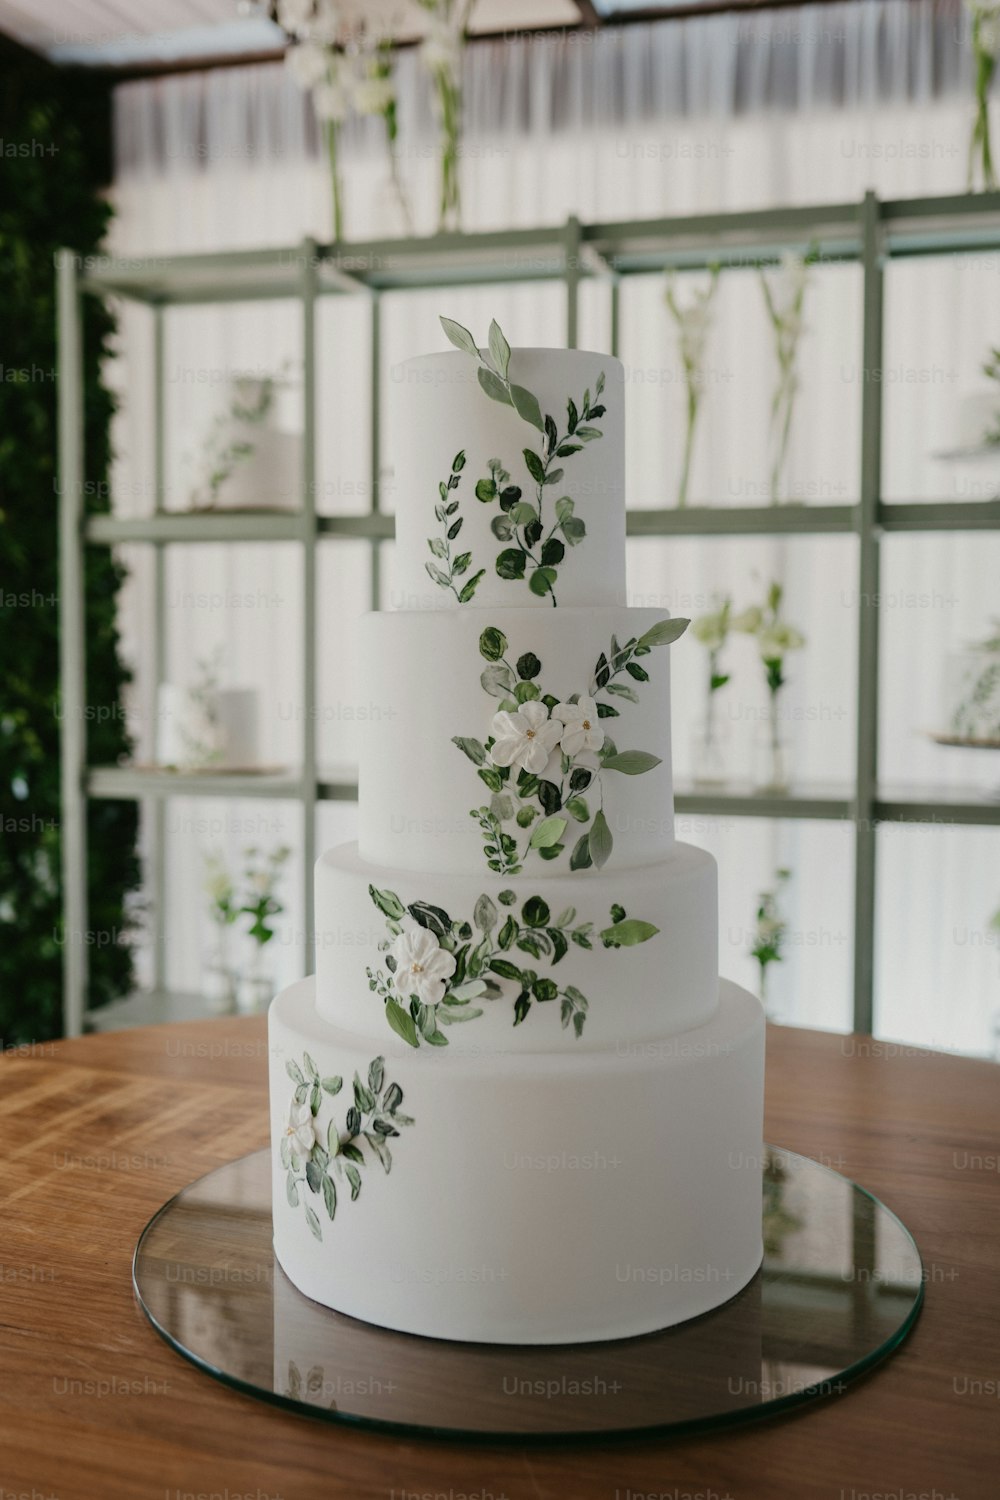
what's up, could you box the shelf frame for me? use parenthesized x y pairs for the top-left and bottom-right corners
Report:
(58, 190), (1000, 1038)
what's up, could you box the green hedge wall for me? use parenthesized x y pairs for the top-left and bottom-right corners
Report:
(0, 46), (139, 1045)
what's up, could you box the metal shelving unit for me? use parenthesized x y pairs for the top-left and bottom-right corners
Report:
(58, 190), (1000, 1038)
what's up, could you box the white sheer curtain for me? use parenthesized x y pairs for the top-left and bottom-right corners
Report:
(106, 0), (1000, 1053)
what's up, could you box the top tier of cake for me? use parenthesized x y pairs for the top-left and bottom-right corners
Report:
(390, 347), (626, 612)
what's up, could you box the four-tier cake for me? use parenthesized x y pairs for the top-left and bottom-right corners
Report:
(268, 322), (765, 1344)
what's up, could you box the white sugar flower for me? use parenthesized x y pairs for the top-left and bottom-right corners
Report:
(552, 695), (604, 758)
(285, 1101), (318, 1159)
(488, 701), (563, 775)
(391, 927), (457, 1007)
(312, 78), (350, 121)
(285, 40), (329, 90)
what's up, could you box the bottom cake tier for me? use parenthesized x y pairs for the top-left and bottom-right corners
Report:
(269, 976), (765, 1345)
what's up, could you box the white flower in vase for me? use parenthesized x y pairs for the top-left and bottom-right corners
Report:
(285, 39), (329, 88)
(313, 78), (351, 121)
(421, 15), (463, 74)
(488, 701), (563, 775)
(757, 621), (806, 661)
(352, 74), (396, 116)
(285, 1101), (319, 1159)
(390, 927), (457, 1006)
(552, 695), (604, 758)
(278, 0), (318, 38)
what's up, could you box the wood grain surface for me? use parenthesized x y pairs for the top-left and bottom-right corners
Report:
(1, 1019), (998, 1500)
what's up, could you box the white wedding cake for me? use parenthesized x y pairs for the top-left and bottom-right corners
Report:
(268, 321), (765, 1345)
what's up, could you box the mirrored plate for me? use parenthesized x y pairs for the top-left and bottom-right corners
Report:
(133, 1146), (922, 1440)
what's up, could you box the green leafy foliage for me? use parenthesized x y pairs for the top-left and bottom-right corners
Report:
(284, 1052), (414, 1242)
(0, 64), (139, 1043)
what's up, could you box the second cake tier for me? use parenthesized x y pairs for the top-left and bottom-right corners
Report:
(359, 606), (678, 876)
(316, 839), (718, 1053)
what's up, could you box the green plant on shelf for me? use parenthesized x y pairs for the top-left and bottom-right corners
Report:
(967, 2), (1000, 191)
(663, 265), (720, 508)
(750, 867), (791, 1022)
(734, 581), (806, 793)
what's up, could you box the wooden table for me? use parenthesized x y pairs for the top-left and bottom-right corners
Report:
(1, 1019), (998, 1500)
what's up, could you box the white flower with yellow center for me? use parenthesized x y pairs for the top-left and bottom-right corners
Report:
(552, 695), (604, 758)
(488, 701), (562, 776)
(391, 927), (457, 1007)
(285, 1101), (318, 1160)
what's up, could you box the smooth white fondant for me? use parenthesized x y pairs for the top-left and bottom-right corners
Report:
(315, 840), (719, 1051)
(388, 349), (626, 611)
(358, 607), (676, 874)
(269, 975), (765, 1345)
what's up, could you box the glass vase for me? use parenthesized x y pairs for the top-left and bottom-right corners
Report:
(202, 940), (237, 1016)
(753, 707), (793, 795)
(237, 948), (275, 1015)
(690, 708), (731, 787)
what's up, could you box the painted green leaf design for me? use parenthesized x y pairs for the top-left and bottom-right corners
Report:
(286, 1172), (299, 1208)
(637, 617), (690, 648)
(280, 1136), (291, 1171)
(600, 918), (661, 947)
(522, 895), (551, 927)
(345, 1163), (362, 1201)
(309, 1082), (322, 1116)
(477, 365), (511, 406)
(555, 495), (574, 523)
(488, 958), (523, 981)
(529, 567), (557, 598)
(340, 1141), (364, 1164)
(322, 1174), (337, 1221)
(474, 893), (498, 932)
(540, 538), (565, 567)
(566, 795), (589, 822)
(475, 477), (497, 502)
(496, 549), (527, 581)
(369, 885), (405, 921)
(458, 570), (485, 603)
(523, 448), (546, 484)
(606, 682), (639, 703)
(488, 319), (511, 379)
(305, 1205), (322, 1241)
(353, 1073), (376, 1113)
(327, 1119), (340, 1155)
(590, 808), (613, 869)
(510, 383), (544, 431)
(408, 900), (451, 936)
(481, 661), (517, 696)
(285, 1059), (305, 1085)
(366, 1132), (393, 1173)
(302, 1051), (318, 1080)
(562, 517), (587, 546)
(603, 750), (662, 775)
(530, 816), (567, 850)
(479, 625), (508, 660)
(383, 1082), (403, 1114)
(452, 735), (487, 765)
(453, 450), (466, 470)
(385, 998), (419, 1048)
(440, 315), (479, 356)
(368, 1057), (385, 1094)
(516, 651), (542, 681)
